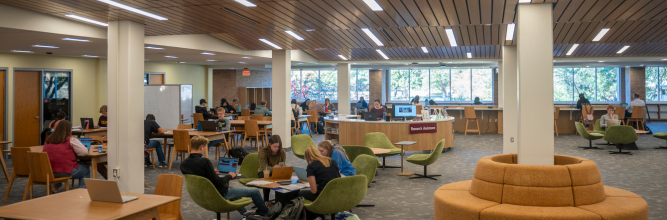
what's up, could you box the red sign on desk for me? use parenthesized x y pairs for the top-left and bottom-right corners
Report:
(409, 123), (437, 134)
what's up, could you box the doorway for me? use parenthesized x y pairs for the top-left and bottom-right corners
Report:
(14, 71), (40, 147)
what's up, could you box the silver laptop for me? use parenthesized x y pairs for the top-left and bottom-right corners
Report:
(607, 119), (621, 126)
(293, 166), (308, 181)
(84, 179), (138, 203)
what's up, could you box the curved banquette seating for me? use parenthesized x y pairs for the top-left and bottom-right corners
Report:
(434, 154), (648, 220)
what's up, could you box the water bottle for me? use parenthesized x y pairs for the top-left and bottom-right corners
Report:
(197, 121), (202, 131)
(98, 146), (103, 153)
(238, 106), (241, 111)
(291, 176), (298, 184)
(383, 112), (387, 119)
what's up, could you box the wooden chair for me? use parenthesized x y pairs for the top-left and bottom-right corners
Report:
(242, 120), (263, 150)
(464, 106), (480, 135)
(262, 117), (273, 136)
(177, 124), (192, 129)
(155, 174), (184, 220)
(554, 107), (560, 136)
(306, 110), (319, 137)
(241, 109), (251, 116)
(168, 130), (191, 171)
(231, 117), (249, 147)
(193, 113), (204, 127)
(627, 106), (645, 130)
(616, 106), (626, 125)
(4, 147), (33, 203)
(24, 152), (71, 200)
(146, 148), (156, 170)
(251, 114), (264, 121)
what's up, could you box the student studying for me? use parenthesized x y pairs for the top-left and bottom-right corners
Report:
(43, 120), (90, 192)
(144, 114), (166, 168)
(258, 135), (287, 202)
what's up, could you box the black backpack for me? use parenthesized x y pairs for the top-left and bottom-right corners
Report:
(229, 148), (249, 164)
(275, 197), (305, 220)
(250, 103), (257, 110)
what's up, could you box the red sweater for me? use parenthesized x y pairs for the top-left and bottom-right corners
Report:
(43, 136), (78, 174)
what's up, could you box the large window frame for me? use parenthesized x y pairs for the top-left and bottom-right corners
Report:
(291, 69), (370, 102)
(389, 68), (495, 103)
(645, 66), (667, 103)
(553, 67), (620, 104)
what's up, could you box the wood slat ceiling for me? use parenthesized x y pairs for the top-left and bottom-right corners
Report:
(1, 0), (666, 60)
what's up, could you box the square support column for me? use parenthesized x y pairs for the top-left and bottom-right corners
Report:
(107, 20), (144, 193)
(627, 67), (646, 100)
(338, 63), (351, 115)
(502, 47), (518, 154)
(517, 3), (554, 165)
(272, 50), (291, 148)
(206, 67), (213, 102)
(498, 62), (504, 108)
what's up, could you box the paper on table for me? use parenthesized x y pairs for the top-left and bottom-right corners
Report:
(278, 183), (310, 191)
(246, 181), (273, 186)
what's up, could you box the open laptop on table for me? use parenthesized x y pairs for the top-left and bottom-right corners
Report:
(271, 167), (294, 179)
(217, 157), (243, 178)
(293, 166), (308, 181)
(200, 121), (217, 131)
(84, 179), (138, 203)
(607, 119), (621, 127)
(362, 112), (378, 121)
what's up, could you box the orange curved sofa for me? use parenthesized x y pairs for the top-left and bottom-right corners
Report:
(434, 154), (648, 220)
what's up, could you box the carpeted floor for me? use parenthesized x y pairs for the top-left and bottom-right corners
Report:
(2, 127), (667, 219)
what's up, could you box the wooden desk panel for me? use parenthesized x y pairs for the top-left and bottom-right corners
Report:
(556, 110), (607, 134)
(447, 110), (501, 133)
(336, 120), (454, 151)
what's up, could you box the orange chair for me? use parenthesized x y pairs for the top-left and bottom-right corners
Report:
(24, 152), (71, 200)
(554, 107), (560, 136)
(464, 107), (480, 135)
(241, 109), (251, 117)
(155, 174), (184, 220)
(168, 130), (191, 171)
(251, 114), (264, 121)
(241, 120), (264, 150)
(616, 106), (626, 125)
(4, 147), (33, 202)
(627, 106), (645, 130)
(193, 113), (204, 127)
(306, 110), (319, 137)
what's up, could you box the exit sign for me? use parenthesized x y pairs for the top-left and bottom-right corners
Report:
(242, 70), (250, 76)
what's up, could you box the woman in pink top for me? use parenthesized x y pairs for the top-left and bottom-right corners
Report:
(42, 120), (90, 192)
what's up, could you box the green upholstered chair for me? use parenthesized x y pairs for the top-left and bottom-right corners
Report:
(654, 133), (667, 149)
(406, 139), (445, 180)
(238, 153), (259, 185)
(603, 125), (638, 155)
(303, 175), (367, 220)
(575, 121), (604, 150)
(593, 119), (606, 134)
(291, 134), (315, 159)
(342, 145), (381, 167)
(184, 174), (252, 220)
(364, 132), (401, 169)
(352, 154), (378, 207)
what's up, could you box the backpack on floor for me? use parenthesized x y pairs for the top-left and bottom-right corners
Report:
(317, 122), (325, 134)
(246, 212), (270, 220)
(229, 147), (249, 164)
(274, 197), (305, 220)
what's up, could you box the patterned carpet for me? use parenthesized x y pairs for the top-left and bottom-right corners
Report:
(2, 128), (667, 220)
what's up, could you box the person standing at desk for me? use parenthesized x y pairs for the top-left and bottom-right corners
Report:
(144, 114), (166, 168)
(473, 97), (483, 105)
(600, 105), (619, 129)
(369, 99), (386, 120)
(195, 99), (213, 120)
(576, 93), (591, 110)
(43, 120), (90, 192)
(626, 93), (646, 118)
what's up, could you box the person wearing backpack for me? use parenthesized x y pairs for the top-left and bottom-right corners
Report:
(258, 135), (287, 203)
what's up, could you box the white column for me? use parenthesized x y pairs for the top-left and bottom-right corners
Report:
(107, 21), (144, 193)
(206, 67), (213, 102)
(502, 47), (518, 154)
(272, 50), (291, 148)
(497, 62), (504, 108)
(517, 3), (554, 165)
(337, 63), (351, 115)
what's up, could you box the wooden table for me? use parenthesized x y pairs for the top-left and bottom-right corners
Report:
(152, 130), (232, 161)
(248, 178), (307, 189)
(0, 141), (10, 182)
(0, 189), (178, 220)
(370, 148), (390, 155)
(636, 130), (650, 135)
(72, 128), (108, 138)
(395, 141), (417, 176)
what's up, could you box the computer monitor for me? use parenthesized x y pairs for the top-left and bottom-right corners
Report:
(80, 118), (94, 129)
(393, 105), (417, 118)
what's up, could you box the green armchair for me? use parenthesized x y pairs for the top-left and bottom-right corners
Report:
(291, 134), (315, 159)
(341, 145), (381, 167)
(604, 125), (638, 155)
(575, 121), (604, 150)
(593, 119), (605, 135)
(352, 154), (378, 207)
(654, 132), (667, 149)
(238, 153), (259, 185)
(184, 174), (252, 220)
(303, 175), (367, 220)
(406, 139), (445, 180)
(364, 132), (401, 169)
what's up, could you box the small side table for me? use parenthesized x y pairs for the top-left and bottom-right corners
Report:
(395, 141), (417, 176)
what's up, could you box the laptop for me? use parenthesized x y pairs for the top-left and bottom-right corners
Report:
(217, 157), (238, 174)
(293, 166), (308, 181)
(621, 103), (628, 107)
(80, 118), (94, 129)
(84, 179), (138, 203)
(272, 167), (294, 179)
(607, 119), (621, 126)
(362, 112), (378, 121)
(200, 121), (216, 131)
(355, 102), (364, 109)
(79, 138), (92, 151)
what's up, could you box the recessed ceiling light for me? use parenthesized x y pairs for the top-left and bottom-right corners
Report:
(33, 45), (58, 48)
(662, 59), (667, 61)
(298, 63), (305, 64)
(314, 48), (327, 50)
(259, 38), (282, 49)
(165, 56), (178, 58)
(97, 0), (167, 20)
(234, 0), (257, 7)
(242, 57), (251, 59)
(363, 0), (383, 11)
(362, 28), (384, 46)
(65, 14), (108, 26)
(201, 52), (215, 55)
(617, 45), (630, 54)
(467, 52), (472, 58)
(599, 61), (604, 62)
(306, 29), (315, 32)
(239, 62), (247, 64)
(338, 55), (348, 60)
(626, 66), (630, 67)
(448, 62), (453, 63)
(566, 44), (579, 55)
(62, 38), (90, 42)
(506, 23), (516, 40)
(518, 0), (531, 3)
(592, 28), (610, 41)
(178, 61), (186, 63)
(375, 49), (389, 59)
(285, 30), (304, 40)
(421, 47), (428, 53)
(11, 50), (33, 53)
(145, 46), (164, 50)
(445, 28), (457, 46)
(206, 59), (217, 61)
(83, 55), (98, 57)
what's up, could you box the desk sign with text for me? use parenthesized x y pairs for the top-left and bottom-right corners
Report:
(409, 123), (437, 134)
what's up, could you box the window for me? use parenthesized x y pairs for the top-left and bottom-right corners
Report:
(144, 72), (164, 85)
(389, 68), (493, 102)
(43, 72), (70, 99)
(552, 67), (619, 102)
(645, 67), (667, 102)
(290, 69), (338, 101)
(350, 69), (369, 101)
(290, 70), (302, 100)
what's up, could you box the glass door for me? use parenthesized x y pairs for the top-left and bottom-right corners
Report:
(42, 71), (71, 128)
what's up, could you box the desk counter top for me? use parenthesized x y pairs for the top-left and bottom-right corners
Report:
(324, 117), (454, 124)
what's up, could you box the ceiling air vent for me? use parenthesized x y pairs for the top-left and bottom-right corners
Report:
(221, 7), (260, 25)
(379, 29), (393, 41)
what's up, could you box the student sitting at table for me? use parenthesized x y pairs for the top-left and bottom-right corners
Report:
(324, 98), (336, 112)
(318, 140), (355, 177)
(97, 105), (108, 128)
(300, 99), (311, 111)
(254, 100), (272, 116)
(258, 135), (286, 202)
(369, 99), (386, 120)
(300, 146), (341, 201)
(357, 97), (369, 109)
(291, 99), (303, 128)
(232, 97), (240, 112)
(43, 120), (90, 192)
(220, 98), (237, 115)
(600, 105), (619, 129)
(207, 107), (230, 149)
(144, 114), (166, 168)
(195, 99), (213, 120)
(182, 136), (278, 217)
(49, 111), (67, 129)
